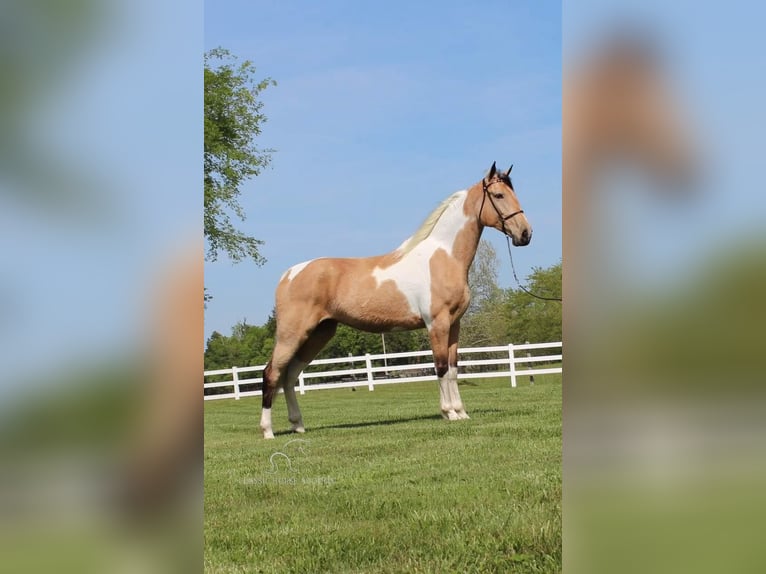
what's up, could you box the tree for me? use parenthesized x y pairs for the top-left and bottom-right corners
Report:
(461, 240), (507, 347)
(204, 319), (275, 372)
(316, 324), (382, 360)
(204, 330), (242, 371)
(204, 47), (275, 263)
(314, 326), (430, 369)
(467, 240), (502, 315)
(503, 261), (562, 344)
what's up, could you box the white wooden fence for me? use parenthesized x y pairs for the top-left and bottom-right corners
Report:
(204, 342), (562, 401)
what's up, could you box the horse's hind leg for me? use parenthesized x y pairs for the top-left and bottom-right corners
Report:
(261, 351), (293, 440)
(282, 359), (306, 433)
(261, 318), (337, 439)
(283, 320), (338, 433)
(261, 328), (311, 439)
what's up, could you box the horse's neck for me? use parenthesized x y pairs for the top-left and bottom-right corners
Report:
(403, 190), (482, 275)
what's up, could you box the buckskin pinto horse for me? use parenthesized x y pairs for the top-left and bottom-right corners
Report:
(259, 162), (532, 439)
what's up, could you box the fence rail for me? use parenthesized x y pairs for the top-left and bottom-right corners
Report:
(204, 342), (562, 401)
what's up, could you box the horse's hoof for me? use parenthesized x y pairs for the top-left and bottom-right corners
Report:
(263, 430), (275, 440)
(291, 425), (305, 434)
(457, 411), (470, 420)
(446, 410), (460, 421)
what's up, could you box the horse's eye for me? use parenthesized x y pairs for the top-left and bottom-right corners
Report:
(493, 193), (504, 199)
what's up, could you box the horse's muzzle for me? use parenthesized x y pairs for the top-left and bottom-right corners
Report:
(512, 228), (532, 247)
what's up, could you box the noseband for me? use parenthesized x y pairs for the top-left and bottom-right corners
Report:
(480, 177), (524, 234)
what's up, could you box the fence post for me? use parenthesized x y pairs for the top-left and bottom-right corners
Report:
(232, 366), (240, 400)
(298, 372), (306, 395)
(365, 353), (375, 391)
(525, 340), (535, 385)
(508, 345), (517, 388)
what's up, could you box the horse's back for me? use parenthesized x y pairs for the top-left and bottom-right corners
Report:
(276, 256), (374, 305)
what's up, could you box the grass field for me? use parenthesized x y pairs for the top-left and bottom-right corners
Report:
(204, 375), (561, 573)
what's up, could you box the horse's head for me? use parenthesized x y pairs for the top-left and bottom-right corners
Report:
(478, 162), (532, 246)
(577, 36), (696, 188)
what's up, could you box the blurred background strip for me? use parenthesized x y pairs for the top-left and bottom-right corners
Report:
(564, 2), (766, 573)
(0, 1), (203, 573)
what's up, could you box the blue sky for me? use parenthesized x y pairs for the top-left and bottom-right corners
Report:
(204, 1), (562, 339)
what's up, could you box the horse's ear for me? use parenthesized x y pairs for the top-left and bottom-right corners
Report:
(506, 164), (513, 176)
(488, 161), (497, 179)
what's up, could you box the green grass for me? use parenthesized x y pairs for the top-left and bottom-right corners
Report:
(205, 376), (561, 573)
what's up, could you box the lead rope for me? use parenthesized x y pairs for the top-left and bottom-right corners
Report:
(504, 235), (563, 302)
(482, 176), (562, 302)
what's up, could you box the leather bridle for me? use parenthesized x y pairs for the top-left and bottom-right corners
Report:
(480, 170), (561, 302)
(479, 176), (525, 235)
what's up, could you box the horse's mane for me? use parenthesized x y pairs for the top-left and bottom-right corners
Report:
(397, 191), (465, 255)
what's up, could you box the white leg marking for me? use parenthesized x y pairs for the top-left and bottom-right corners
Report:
(438, 376), (454, 420)
(448, 367), (470, 419)
(260, 407), (274, 440)
(438, 371), (459, 420)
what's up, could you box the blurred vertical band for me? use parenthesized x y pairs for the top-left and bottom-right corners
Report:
(564, 2), (766, 573)
(0, 1), (203, 572)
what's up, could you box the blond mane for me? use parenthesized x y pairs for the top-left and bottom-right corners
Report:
(397, 191), (465, 255)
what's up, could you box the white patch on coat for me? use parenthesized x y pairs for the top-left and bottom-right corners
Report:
(282, 260), (313, 282)
(372, 191), (470, 330)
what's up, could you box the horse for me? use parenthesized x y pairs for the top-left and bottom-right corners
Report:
(259, 162), (532, 439)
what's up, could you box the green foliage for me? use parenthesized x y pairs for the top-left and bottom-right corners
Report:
(462, 245), (561, 347)
(381, 329), (431, 354)
(503, 261), (562, 344)
(315, 325), (430, 361)
(204, 47), (275, 263)
(204, 319), (275, 371)
(316, 324), (381, 359)
(460, 241), (504, 347)
(461, 241), (505, 346)
(468, 240), (502, 315)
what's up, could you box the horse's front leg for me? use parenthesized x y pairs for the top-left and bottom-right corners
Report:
(448, 322), (469, 419)
(430, 317), (463, 421)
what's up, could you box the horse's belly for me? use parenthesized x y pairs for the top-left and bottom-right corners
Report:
(336, 294), (426, 333)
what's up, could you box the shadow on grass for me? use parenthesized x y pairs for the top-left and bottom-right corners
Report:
(458, 380), (480, 387)
(271, 407), (508, 436)
(467, 407), (505, 415)
(297, 413), (443, 433)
